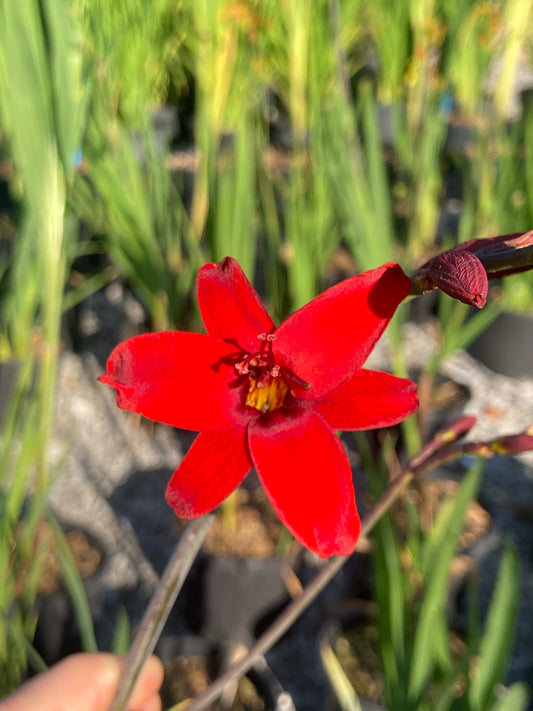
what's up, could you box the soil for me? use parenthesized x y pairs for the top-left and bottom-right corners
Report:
(201, 488), (283, 559)
(15, 521), (103, 597)
(161, 654), (265, 711)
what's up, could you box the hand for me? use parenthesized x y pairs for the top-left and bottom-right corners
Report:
(0, 653), (164, 711)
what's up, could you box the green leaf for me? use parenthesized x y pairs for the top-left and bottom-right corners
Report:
(39, 0), (88, 182)
(1, 615), (48, 675)
(47, 514), (98, 653)
(374, 514), (406, 706)
(111, 607), (131, 656)
(319, 631), (363, 711)
(468, 545), (520, 711)
(408, 462), (483, 701)
(489, 683), (529, 711)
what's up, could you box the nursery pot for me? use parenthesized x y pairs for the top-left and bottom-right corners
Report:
(468, 311), (533, 377)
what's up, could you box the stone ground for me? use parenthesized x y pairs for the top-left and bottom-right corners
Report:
(46, 285), (533, 710)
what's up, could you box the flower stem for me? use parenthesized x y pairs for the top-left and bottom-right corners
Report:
(107, 514), (214, 711)
(181, 470), (414, 711)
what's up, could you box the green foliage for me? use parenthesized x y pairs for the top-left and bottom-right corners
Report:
(59, 0), (533, 322)
(78, 0), (193, 127)
(408, 463), (483, 700)
(47, 514), (98, 653)
(71, 119), (201, 330)
(0, 0), (84, 357)
(468, 546), (520, 711)
(361, 450), (527, 711)
(0, 0), (86, 690)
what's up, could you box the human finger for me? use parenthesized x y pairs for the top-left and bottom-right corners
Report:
(0, 652), (164, 711)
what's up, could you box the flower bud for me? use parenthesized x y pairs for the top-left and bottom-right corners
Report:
(483, 425), (533, 457)
(427, 250), (488, 308)
(462, 229), (533, 279)
(410, 229), (533, 305)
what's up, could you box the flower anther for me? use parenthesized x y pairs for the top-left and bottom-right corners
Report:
(235, 332), (309, 413)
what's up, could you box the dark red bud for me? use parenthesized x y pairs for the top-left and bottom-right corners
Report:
(409, 414), (477, 469)
(412, 423), (533, 475)
(460, 424), (533, 457)
(428, 251), (488, 308)
(462, 229), (533, 279)
(436, 414), (477, 443)
(488, 426), (533, 456)
(410, 230), (533, 300)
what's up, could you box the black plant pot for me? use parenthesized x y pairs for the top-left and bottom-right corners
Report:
(196, 555), (290, 646)
(468, 311), (533, 377)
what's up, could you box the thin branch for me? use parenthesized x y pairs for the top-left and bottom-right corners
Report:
(108, 514), (215, 711)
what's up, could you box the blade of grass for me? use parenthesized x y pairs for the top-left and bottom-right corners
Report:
(111, 608), (132, 657)
(489, 683), (529, 711)
(409, 461), (483, 702)
(1, 614), (48, 674)
(354, 432), (406, 706)
(47, 513), (98, 653)
(468, 545), (520, 711)
(320, 627), (364, 711)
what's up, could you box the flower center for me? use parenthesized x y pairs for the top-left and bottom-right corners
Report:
(246, 373), (289, 413)
(234, 333), (310, 414)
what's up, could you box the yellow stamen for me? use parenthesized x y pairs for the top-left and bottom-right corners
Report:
(246, 376), (289, 413)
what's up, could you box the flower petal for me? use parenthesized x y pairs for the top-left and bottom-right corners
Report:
(248, 408), (360, 557)
(99, 331), (248, 431)
(274, 263), (411, 400)
(197, 257), (275, 352)
(166, 427), (252, 517)
(314, 369), (418, 430)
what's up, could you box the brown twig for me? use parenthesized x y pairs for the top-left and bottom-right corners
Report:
(107, 515), (215, 711)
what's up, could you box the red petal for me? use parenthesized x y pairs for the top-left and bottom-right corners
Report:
(197, 257), (275, 352)
(248, 408), (361, 557)
(99, 331), (248, 431)
(166, 427), (251, 517)
(315, 369), (418, 430)
(274, 263), (410, 400)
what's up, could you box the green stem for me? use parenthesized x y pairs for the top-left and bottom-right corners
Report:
(108, 514), (215, 711)
(388, 314), (422, 456)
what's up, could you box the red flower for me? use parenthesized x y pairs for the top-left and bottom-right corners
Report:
(99, 258), (418, 557)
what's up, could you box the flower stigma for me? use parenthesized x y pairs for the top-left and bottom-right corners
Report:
(234, 332), (310, 414)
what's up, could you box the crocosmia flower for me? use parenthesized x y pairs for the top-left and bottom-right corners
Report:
(99, 258), (418, 557)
